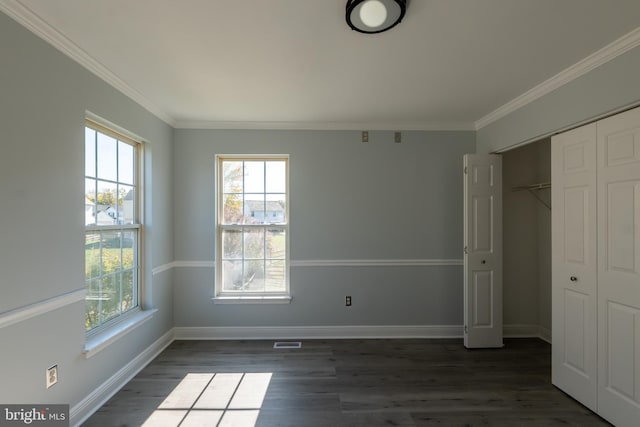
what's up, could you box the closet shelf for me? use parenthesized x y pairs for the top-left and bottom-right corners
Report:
(512, 182), (551, 210)
(511, 182), (551, 191)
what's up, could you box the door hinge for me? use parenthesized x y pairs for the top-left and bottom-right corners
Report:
(463, 246), (468, 254)
(464, 166), (468, 174)
(464, 325), (468, 334)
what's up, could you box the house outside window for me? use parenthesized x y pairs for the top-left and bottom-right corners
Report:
(84, 120), (142, 331)
(216, 156), (289, 299)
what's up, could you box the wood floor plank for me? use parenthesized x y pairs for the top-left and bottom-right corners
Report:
(82, 338), (611, 426)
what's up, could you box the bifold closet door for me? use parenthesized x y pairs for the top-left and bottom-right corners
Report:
(463, 154), (503, 349)
(551, 124), (598, 411)
(596, 107), (640, 427)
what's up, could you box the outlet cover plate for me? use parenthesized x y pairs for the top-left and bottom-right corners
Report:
(46, 365), (58, 389)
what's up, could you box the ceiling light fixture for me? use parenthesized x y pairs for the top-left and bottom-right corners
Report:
(346, 0), (407, 34)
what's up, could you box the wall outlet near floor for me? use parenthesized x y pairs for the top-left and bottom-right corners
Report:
(46, 365), (58, 389)
(345, 296), (352, 306)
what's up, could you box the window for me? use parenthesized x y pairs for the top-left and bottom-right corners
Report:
(84, 120), (141, 332)
(216, 156), (289, 299)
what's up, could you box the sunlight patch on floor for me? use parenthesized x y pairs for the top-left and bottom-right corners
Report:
(142, 372), (272, 427)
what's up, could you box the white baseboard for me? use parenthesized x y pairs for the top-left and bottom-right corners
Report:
(173, 325), (463, 340)
(173, 325), (554, 341)
(503, 323), (553, 343)
(538, 325), (552, 344)
(503, 324), (540, 338)
(70, 329), (175, 427)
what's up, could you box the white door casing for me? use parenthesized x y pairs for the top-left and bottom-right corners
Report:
(463, 154), (503, 349)
(596, 107), (640, 426)
(551, 124), (598, 411)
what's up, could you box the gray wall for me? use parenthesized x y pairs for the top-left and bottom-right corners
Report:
(173, 129), (475, 327)
(0, 10), (173, 416)
(501, 139), (551, 333)
(477, 45), (640, 153)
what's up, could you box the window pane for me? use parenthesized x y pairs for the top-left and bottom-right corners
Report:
(85, 232), (101, 280)
(97, 132), (117, 181)
(100, 274), (121, 323)
(222, 229), (242, 259)
(85, 280), (100, 331)
(85, 178), (97, 226)
(223, 161), (242, 193)
(118, 141), (134, 184)
(122, 270), (135, 313)
(244, 161), (264, 193)
(122, 231), (136, 270)
(101, 232), (121, 275)
(119, 184), (135, 225)
(266, 229), (286, 259)
(244, 260), (264, 292)
(266, 260), (285, 292)
(97, 181), (119, 224)
(85, 128), (96, 177)
(244, 197), (264, 224)
(222, 260), (243, 291)
(265, 161), (286, 193)
(244, 229), (264, 259)
(222, 194), (243, 224)
(265, 194), (286, 224)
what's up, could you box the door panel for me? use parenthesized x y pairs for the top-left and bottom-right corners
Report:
(473, 271), (493, 327)
(563, 186), (589, 264)
(463, 154), (502, 348)
(563, 289), (588, 375)
(605, 302), (638, 400)
(551, 124), (598, 411)
(597, 107), (640, 427)
(472, 195), (493, 252)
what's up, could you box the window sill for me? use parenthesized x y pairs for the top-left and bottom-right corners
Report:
(212, 296), (292, 305)
(83, 308), (157, 359)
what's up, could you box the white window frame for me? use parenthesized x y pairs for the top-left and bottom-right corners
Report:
(84, 118), (145, 337)
(214, 155), (291, 303)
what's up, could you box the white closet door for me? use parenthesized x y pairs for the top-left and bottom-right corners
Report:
(463, 154), (503, 348)
(596, 107), (640, 427)
(551, 124), (598, 411)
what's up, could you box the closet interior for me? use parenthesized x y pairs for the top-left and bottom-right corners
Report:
(502, 138), (552, 341)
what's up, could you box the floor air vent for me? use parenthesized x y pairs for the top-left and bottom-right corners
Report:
(273, 341), (302, 349)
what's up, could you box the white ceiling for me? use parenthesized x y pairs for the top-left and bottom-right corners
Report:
(4, 0), (640, 129)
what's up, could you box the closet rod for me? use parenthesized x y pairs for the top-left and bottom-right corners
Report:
(511, 182), (551, 191)
(512, 182), (551, 210)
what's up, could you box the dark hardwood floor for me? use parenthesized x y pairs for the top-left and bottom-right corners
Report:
(83, 338), (610, 426)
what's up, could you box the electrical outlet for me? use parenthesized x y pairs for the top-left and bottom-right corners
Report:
(345, 296), (352, 306)
(394, 131), (402, 143)
(46, 365), (58, 389)
(361, 131), (368, 143)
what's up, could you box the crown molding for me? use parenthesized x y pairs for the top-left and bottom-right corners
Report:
(173, 120), (476, 131)
(0, 0), (175, 127)
(475, 26), (640, 130)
